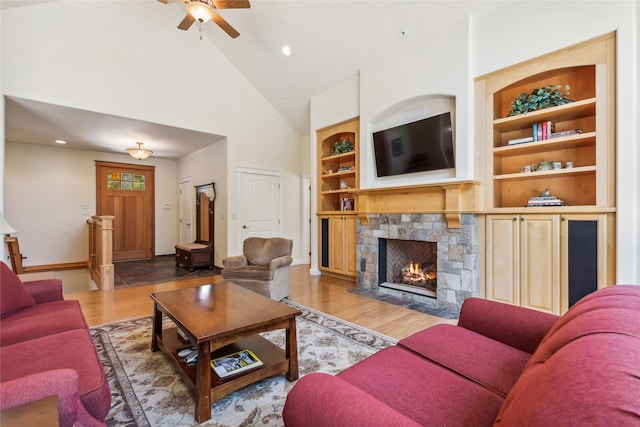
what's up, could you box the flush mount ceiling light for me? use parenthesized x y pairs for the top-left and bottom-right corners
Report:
(282, 45), (292, 56)
(127, 142), (153, 160)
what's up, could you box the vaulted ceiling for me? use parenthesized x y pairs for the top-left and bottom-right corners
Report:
(2, 0), (512, 158)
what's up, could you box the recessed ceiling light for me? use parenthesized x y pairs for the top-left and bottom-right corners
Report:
(55, 139), (67, 144)
(282, 45), (291, 56)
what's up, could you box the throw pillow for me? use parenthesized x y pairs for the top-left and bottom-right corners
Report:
(1, 262), (36, 318)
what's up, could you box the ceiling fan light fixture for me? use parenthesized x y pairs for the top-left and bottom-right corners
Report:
(127, 142), (153, 160)
(186, 0), (214, 23)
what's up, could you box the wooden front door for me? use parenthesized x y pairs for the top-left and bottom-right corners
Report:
(96, 161), (155, 261)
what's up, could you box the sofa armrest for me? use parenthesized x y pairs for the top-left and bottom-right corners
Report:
(0, 369), (80, 427)
(283, 373), (421, 427)
(23, 278), (64, 304)
(458, 298), (559, 354)
(222, 255), (248, 269)
(269, 255), (293, 271)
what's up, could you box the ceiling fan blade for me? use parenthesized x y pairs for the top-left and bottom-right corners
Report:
(212, 0), (250, 9)
(212, 13), (240, 38)
(177, 14), (195, 30)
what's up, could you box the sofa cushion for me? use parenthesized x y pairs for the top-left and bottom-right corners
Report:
(338, 346), (505, 426)
(220, 264), (273, 280)
(495, 285), (640, 425)
(1, 263), (36, 319)
(0, 328), (111, 421)
(398, 324), (531, 397)
(283, 372), (422, 427)
(0, 300), (88, 347)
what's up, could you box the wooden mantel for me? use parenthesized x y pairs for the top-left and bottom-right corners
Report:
(353, 181), (480, 228)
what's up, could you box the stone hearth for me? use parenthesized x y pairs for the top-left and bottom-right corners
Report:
(357, 213), (479, 312)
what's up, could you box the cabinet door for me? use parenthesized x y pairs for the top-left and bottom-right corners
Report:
(486, 215), (520, 306)
(560, 213), (611, 313)
(344, 215), (357, 277)
(329, 216), (346, 274)
(520, 215), (560, 314)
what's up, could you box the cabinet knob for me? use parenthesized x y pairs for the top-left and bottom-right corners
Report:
(513, 217), (517, 221)
(562, 216), (567, 221)
(521, 217), (525, 221)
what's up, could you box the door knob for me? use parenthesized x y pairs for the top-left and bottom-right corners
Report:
(242, 225), (249, 229)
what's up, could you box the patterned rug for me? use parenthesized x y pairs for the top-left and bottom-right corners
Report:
(90, 301), (396, 426)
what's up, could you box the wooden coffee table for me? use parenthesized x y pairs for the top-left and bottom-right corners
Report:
(150, 282), (301, 423)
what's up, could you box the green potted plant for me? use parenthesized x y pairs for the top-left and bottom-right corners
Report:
(333, 138), (353, 155)
(507, 84), (573, 117)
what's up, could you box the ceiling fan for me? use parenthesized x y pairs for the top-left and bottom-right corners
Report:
(158, 0), (250, 38)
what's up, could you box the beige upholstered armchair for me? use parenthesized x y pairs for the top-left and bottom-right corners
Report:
(221, 237), (293, 301)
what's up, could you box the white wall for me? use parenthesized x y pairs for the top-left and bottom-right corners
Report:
(360, 16), (473, 188)
(177, 140), (228, 267)
(309, 1), (639, 284)
(1, 0), (304, 279)
(0, 98), (5, 266)
(472, 0), (639, 284)
(4, 142), (178, 263)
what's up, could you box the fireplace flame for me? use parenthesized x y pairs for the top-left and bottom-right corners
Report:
(402, 262), (433, 285)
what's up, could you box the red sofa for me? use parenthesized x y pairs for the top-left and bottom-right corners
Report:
(283, 285), (640, 426)
(0, 262), (110, 427)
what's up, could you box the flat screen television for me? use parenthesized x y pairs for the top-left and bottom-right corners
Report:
(372, 112), (455, 178)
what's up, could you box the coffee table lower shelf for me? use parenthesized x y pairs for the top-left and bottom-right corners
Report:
(156, 327), (290, 403)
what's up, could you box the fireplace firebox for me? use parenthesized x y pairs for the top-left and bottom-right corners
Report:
(379, 239), (437, 297)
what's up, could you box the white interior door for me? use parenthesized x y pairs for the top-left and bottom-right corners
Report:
(240, 171), (282, 242)
(179, 178), (193, 244)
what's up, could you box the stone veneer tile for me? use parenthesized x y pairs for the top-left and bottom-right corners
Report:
(356, 213), (479, 312)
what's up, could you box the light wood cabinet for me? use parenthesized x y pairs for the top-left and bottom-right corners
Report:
(319, 214), (357, 278)
(317, 117), (359, 279)
(487, 212), (615, 315)
(486, 214), (560, 314)
(477, 33), (616, 314)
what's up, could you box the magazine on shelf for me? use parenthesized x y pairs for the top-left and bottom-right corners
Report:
(526, 196), (565, 207)
(210, 349), (263, 378)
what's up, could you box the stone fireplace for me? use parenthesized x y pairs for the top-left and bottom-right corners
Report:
(357, 213), (479, 312)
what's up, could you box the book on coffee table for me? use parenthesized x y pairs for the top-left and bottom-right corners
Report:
(210, 349), (263, 378)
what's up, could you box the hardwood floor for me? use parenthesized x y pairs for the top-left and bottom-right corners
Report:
(65, 265), (454, 340)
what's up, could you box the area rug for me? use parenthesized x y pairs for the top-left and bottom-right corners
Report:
(90, 301), (396, 426)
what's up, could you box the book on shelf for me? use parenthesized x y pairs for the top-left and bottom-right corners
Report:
(549, 129), (583, 138)
(341, 198), (354, 211)
(508, 136), (534, 145)
(533, 121), (556, 141)
(210, 349), (263, 378)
